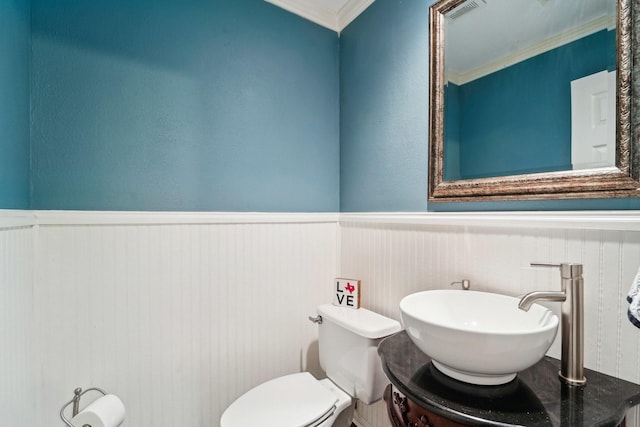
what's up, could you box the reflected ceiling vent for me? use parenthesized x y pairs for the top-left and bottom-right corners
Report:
(446, 0), (486, 20)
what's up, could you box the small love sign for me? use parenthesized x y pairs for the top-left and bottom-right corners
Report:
(333, 278), (361, 309)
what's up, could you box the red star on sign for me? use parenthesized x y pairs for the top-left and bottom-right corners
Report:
(345, 283), (355, 294)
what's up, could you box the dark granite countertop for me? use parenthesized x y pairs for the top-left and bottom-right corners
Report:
(378, 331), (640, 427)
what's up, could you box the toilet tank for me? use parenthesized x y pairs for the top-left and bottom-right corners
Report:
(316, 304), (401, 404)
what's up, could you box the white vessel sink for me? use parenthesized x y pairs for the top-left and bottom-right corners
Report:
(400, 290), (559, 386)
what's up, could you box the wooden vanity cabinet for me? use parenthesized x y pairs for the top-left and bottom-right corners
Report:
(384, 384), (468, 427)
(384, 383), (628, 427)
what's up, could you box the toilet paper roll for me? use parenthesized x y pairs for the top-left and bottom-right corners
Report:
(70, 394), (126, 427)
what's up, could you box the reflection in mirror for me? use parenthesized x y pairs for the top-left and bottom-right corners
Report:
(444, 0), (616, 180)
(428, 0), (640, 201)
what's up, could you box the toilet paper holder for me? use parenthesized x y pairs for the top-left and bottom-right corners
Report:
(60, 386), (107, 426)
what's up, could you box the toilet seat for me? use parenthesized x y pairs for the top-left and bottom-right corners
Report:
(220, 372), (339, 427)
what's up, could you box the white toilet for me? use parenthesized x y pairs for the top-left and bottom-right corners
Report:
(220, 303), (402, 427)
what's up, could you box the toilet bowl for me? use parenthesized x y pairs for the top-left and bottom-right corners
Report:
(220, 304), (401, 427)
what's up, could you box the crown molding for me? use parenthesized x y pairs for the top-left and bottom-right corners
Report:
(266, 0), (339, 32)
(337, 0), (375, 32)
(265, 0), (374, 33)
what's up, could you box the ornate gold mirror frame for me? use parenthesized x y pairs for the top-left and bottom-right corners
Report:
(428, 0), (640, 202)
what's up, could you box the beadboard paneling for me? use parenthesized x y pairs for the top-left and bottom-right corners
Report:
(340, 220), (640, 427)
(4, 211), (640, 427)
(35, 220), (337, 427)
(0, 226), (35, 426)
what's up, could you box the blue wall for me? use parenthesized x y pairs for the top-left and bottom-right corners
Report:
(340, 0), (430, 211)
(31, 0), (339, 211)
(340, 0), (640, 211)
(5, 0), (638, 212)
(448, 30), (615, 180)
(0, 0), (31, 209)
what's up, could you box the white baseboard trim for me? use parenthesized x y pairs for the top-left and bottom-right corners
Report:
(352, 414), (375, 427)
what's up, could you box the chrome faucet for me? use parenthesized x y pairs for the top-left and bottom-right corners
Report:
(518, 262), (586, 386)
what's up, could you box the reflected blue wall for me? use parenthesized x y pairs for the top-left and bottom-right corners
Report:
(447, 30), (616, 180)
(443, 82), (461, 181)
(0, 0), (30, 209)
(31, 0), (339, 211)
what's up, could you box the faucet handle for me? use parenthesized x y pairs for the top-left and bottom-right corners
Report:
(531, 262), (583, 279)
(531, 262), (561, 268)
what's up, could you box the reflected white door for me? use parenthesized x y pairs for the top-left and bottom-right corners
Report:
(570, 70), (616, 170)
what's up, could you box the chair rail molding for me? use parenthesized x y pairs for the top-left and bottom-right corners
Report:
(34, 210), (339, 226)
(339, 211), (640, 231)
(1, 210), (638, 231)
(0, 210), (36, 229)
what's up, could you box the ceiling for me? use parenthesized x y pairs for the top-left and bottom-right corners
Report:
(265, 0), (375, 33)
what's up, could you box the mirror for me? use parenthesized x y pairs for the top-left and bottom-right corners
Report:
(428, 0), (640, 201)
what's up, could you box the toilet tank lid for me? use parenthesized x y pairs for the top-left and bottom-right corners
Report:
(317, 304), (401, 339)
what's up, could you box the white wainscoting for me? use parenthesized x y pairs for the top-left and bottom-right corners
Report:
(34, 214), (338, 426)
(341, 215), (640, 427)
(0, 223), (36, 426)
(3, 210), (640, 427)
